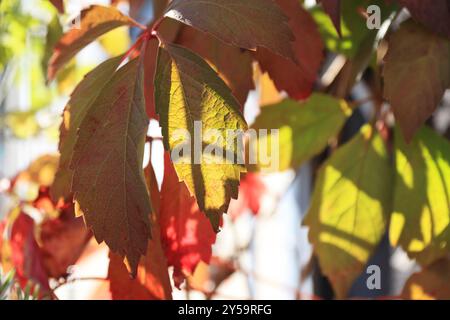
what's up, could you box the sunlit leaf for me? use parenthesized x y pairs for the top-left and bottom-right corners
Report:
(390, 127), (450, 266)
(155, 42), (247, 230)
(304, 125), (392, 298)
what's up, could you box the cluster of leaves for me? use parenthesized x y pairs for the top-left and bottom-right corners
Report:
(1, 0), (449, 299)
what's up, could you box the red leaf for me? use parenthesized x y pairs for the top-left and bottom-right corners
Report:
(160, 153), (217, 288)
(10, 213), (50, 292)
(39, 212), (91, 279)
(108, 163), (172, 300)
(255, 0), (324, 100)
(49, 0), (64, 13)
(399, 0), (450, 39)
(228, 173), (267, 220)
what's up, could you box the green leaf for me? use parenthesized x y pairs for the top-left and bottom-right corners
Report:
(390, 127), (450, 267)
(164, 0), (296, 62)
(304, 125), (392, 298)
(383, 20), (450, 142)
(248, 94), (352, 172)
(70, 57), (151, 276)
(51, 56), (122, 201)
(154, 42), (247, 231)
(48, 5), (139, 80)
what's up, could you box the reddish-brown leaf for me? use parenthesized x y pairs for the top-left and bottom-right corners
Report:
(70, 57), (151, 276)
(165, 0), (296, 62)
(383, 19), (450, 142)
(48, 5), (139, 80)
(175, 26), (254, 107)
(255, 0), (324, 100)
(399, 0), (450, 39)
(160, 153), (217, 288)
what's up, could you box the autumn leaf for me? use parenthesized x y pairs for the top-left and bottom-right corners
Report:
(160, 153), (217, 288)
(255, 0), (324, 100)
(175, 26), (254, 107)
(9, 212), (50, 293)
(318, 0), (341, 36)
(70, 57), (151, 276)
(164, 0), (296, 62)
(248, 94), (352, 172)
(39, 212), (91, 279)
(108, 163), (172, 300)
(399, 0), (450, 40)
(390, 127), (450, 267)
(48, 5), (140, 80)
(383, 19), (450, 142)
(401, 258), (450, 300)
(49, 0), (64, 14)
(108, 250), (172, 300)
(154, 42), (247, 230)
(304, 125), (392, 299)
(51, 56), (122, 201)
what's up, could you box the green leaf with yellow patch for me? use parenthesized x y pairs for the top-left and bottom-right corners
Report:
(390, 127), (450, 267)
(304, 125), (392, 299)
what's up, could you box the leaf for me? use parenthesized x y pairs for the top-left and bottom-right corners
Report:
(154, 42), (247, 230)
(160, 153), (217, 288)
(248, 94), (352, 172)
(390, 127), (450, 267)
(42, 14), (63, 81)
(383, 19), (450, 142)
(51, 56), (122, 201)
(401, 258), (450, 300)
(108, 163), (172, 300)
(48, 5), (139, 80)
(227, 173), (267, 220)
(9, 212), (50, 293)
(39, 212), (91, 278)
(399, 0), (450, 39)
(164, 0), (296, 62)
(108, 250), (172, 300)
(175, 26), (254, 107)
(70, 57), (151, 276)
(254, 0), (324, 100)
(318, 0), (341, 36)
(303, 125), (392, 299)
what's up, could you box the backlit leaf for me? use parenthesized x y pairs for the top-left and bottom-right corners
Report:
(48, 5), (139, 80)
(160, 153), (217, 288)
(164, 0), (296, 62)
(255, 0), (324, 100)
(383, 20), (450, 142)
(154, 42), (247, 230)
(248, 94), (352, 172)
(70, 58), (151, 276)
(51, 56), (122, 201)
(390, 127), (450, 266)
(304, 125), (392, 298)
